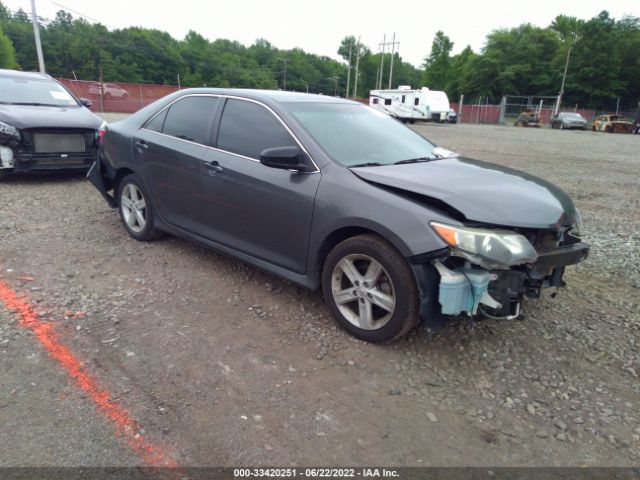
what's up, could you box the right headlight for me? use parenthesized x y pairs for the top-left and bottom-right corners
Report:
(430, 222), (539, 268)
(571, 209), (583, 237)
(0, 120), (20, 140)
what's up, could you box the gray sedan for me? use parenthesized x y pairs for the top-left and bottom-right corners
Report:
(89, 89), (589, 342)
(550, 112), (588, 130)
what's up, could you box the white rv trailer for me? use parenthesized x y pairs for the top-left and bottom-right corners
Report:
(369, 86), (453, 123)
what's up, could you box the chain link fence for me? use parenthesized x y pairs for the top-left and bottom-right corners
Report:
(59, 79), (179, 113)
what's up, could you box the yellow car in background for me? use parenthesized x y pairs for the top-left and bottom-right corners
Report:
(591, 114), (634, 133)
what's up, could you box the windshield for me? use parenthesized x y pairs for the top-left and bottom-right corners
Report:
(0, 76), (79, 107)
(561, 113), (584, 119)
(285, 102), (435, 167)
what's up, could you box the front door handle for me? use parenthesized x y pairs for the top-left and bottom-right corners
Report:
(204, 160), (223, 173)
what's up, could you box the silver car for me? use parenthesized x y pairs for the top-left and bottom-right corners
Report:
(550, 112), (588, 130)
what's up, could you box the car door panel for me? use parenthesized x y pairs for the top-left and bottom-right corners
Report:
(133, 95), (220, 233)
(134, 130), (208, 233)
(199, 149), (320, 274)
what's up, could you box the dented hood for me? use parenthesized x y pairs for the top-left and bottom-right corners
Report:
(351, 157), (576, 229)
(0, 104), (102, 130)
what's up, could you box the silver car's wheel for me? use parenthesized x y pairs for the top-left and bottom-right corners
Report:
(120, 183), (147, 233)
(330, 254), (396, 330)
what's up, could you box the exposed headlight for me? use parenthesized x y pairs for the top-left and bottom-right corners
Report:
(430, 222), (539, 268)
(571, 209), (583, 237)
(0, 121), (20, 140)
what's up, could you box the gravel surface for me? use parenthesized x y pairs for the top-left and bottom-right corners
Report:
(0, 123), (638, 466)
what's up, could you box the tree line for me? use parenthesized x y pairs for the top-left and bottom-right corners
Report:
(1, 2), (638, 107)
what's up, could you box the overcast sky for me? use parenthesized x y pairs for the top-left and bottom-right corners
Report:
(3, 0), (639, 66)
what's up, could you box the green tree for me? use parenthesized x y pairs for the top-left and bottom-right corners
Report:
(0, 25), (17, 68)
(423, 31), (453, 90)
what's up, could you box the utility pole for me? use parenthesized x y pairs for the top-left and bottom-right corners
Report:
(353, 36), (361, 99)
(388, 33), (399, 89)
(555, 45), (572, 115)
(345, 43), (352, 99)
(280, 58), (290, 91)
(378, 34), (386, 90)
(331, 76), (339, 96)
(30, 0), (45, 73)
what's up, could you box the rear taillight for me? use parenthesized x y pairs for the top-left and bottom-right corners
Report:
(98, 121), (107, 143)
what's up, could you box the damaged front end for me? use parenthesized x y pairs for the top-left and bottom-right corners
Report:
(0, 120), (99, 174)
(420, 219), (589, 321)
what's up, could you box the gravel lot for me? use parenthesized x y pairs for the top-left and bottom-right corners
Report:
(0, 123), (638, 466)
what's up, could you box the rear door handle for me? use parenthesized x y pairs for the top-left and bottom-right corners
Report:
(134, 139), (149, 151)
(204, 160), (223, 173)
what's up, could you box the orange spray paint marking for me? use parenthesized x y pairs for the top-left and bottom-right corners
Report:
(0, 281), (177, 467)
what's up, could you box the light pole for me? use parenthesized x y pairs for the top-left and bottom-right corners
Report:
(555, 45), (572, 115)
(30, 0), (45, 73)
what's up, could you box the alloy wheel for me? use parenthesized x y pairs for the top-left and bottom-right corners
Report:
(120, 183), (147, 233)
(330, 254), (396, 330)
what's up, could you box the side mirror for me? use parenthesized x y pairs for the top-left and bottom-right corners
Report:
(260, 146), (314, 172)
(79, 98), (93, 108)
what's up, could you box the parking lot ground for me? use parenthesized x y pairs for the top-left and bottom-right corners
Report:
(0, 124), (638, 466)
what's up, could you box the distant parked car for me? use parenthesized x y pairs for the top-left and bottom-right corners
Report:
(591, 115), (634, 133)
(0, 69), (103, 175)
(514, 110), (540, 127)
(550, 112), (587, 130)
(447, 109), (458, 124)
(88, 82), (130, 101)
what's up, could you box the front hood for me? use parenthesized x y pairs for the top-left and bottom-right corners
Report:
(0, 104), (102, 130)
(351, 157), (576, 229)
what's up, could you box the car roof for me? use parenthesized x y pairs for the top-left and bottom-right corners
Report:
(0, 69), (53, 81)
(173, 88), (354, 105)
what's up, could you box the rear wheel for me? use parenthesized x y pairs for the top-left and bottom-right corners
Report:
(322, 234), (419, 343)
(117, 174), (161, 241)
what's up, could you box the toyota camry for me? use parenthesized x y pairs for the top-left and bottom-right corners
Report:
(89, 89), (589, 342)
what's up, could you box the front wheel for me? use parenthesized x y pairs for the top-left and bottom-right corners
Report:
(322, 234), (419, 343)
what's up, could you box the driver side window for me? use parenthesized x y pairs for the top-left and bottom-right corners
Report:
(216, 99), (297, 160)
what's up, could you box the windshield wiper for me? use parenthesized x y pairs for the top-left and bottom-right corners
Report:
(11, 102), (62, 107)
(349, 162), (383, 168)
(393, 156), (435, 165)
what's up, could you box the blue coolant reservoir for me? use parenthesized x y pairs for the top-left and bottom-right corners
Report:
(434, 262), (491, 315)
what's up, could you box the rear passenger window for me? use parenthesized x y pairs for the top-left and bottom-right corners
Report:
(145, 109), (167, 133)
(217, 99), (296, 159)
(162, 96), (219, 145)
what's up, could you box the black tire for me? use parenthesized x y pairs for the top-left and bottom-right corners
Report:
(117, 173), (162, 241)
(321, 234), (419, 343)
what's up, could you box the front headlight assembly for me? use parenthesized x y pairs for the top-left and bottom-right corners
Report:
(571, 209), (583, 237)
(0, 121), (20, 140)
(431, 222), (539, 269)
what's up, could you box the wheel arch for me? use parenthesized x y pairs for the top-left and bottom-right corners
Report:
(310, 223), (412, 287)
(112, 167), (136, 196)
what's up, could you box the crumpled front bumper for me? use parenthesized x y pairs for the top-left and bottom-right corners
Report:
(7, 151), (97, 173)
(411, 239), (589, 323)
